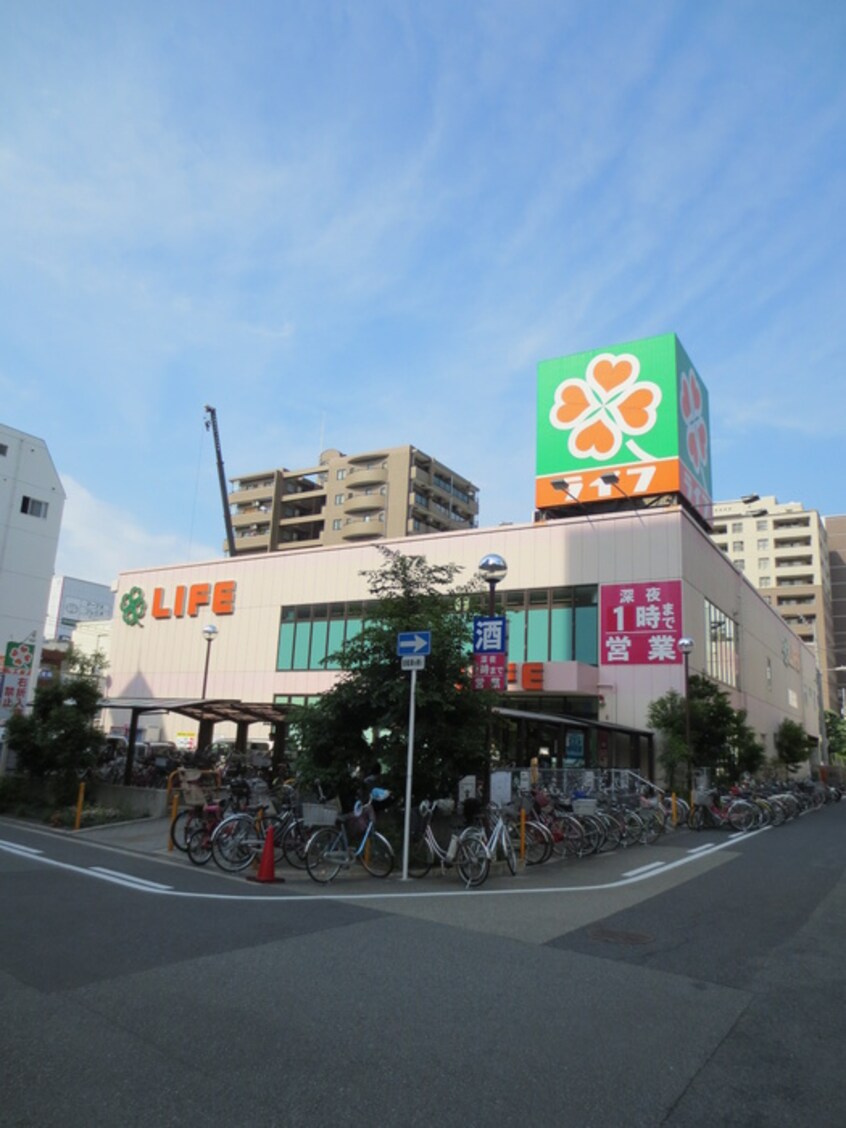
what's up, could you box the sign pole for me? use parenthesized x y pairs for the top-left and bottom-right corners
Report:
(401, 665), (417, 881)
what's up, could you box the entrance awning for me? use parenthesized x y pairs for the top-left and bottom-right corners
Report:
(493, 705), (651, 741)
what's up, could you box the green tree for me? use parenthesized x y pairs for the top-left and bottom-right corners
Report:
(292, 547), (495, 801)
(824, 710), (846, 763)
(774, 718), (811, 776)
(647, 674), (763, 788)
(6, 650), (107, 803)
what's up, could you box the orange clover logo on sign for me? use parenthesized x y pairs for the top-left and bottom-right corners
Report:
(549, 353), (662, 461)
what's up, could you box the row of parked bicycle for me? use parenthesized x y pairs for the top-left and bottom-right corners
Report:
(168, 770), (839, 888)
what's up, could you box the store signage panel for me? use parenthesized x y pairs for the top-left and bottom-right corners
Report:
(535, 333), (712, 523)
(119, 580), (236, 627)
(600, 580), (683, 665)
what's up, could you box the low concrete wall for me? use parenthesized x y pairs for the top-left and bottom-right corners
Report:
(90, 782), (170, 819)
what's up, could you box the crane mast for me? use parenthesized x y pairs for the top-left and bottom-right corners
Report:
(203, 405), (238, 558)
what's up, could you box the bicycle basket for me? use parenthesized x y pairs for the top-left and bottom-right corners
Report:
(346, 813), (369, 836)
(302, 803), (339, 826)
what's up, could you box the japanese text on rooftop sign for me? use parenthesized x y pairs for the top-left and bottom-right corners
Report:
(600, 580), (683, 665)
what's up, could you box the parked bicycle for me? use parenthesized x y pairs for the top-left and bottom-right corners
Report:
(405, 799), (490, 886)
(459, 802), (518, 875)
(305, 789), (394, 884)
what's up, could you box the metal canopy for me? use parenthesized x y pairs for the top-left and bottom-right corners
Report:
(493, 705), (651, 740)
(98, 697), (289, 726)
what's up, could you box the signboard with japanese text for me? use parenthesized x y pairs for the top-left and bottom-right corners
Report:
(600, 580), (683, 665)
(472, 651), (507, 690)
(1, 673), (30, 710)
(472, 615), (507, 690)
(473, 616), (506, 654)
(536, 333), (712, 525)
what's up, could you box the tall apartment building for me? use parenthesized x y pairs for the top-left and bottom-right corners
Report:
(227, 445), (478, 555)
(824, 515), (846, 716)
(0, 423), (65, 717)
(710, 496), (837, 710)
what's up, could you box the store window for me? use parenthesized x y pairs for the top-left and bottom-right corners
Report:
(704, 599), (738, 688)
(277, 586), (599, 672)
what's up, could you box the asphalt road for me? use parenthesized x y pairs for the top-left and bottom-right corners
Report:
(1, 805), (844, 1127)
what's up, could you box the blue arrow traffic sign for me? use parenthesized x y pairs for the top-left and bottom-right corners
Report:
(396, 630), (431, 656)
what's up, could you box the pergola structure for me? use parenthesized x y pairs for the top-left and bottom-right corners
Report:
(98, 696), (290, 784)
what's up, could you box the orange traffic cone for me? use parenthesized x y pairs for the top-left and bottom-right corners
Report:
(247, 826), (285, 884)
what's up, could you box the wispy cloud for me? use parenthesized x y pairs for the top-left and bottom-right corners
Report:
(56, 476), (219, 586)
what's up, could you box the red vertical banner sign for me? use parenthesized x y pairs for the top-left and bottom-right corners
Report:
(600, 580), (683, 665)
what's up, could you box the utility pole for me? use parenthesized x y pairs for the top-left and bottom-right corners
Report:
(204, 406), (238, 558)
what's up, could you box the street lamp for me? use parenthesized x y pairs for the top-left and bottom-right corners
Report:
(201, 624), (218, 699)
(479, 553), (508, 616)
(678, 637), (694, 791)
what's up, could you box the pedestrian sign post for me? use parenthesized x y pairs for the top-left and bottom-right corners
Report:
(397, 629), (431, 880)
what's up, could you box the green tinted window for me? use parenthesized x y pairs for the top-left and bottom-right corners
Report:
(310, 620), (328, 669)
(550, 607), (572, 660)
(527, 609), (549, 661)
(278, 622), (295, 670)
(507, 610), (525, 662)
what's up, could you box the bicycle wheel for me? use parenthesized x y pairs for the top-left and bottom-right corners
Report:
(170, 807), (201, 852)
(727, 800), (756, 833)
(688, 805), (705, 831)
(555, 814), (585, 858)
(305, 826), (344, 884)
(640, 809), (662, 845)
(211, 815), (256, 872)
(623, 810), (645, 846)
(360, 831), (394, 878)
(521, 821), (553, 865)
(186, 825), (213, 866)
(406, 835), (434, 878)
(456, 836), (490, 887)
(267, 816), (290, 865)
(281, 818), (310, 870)
(576, 815), (603, 856)
(499, 826), (518, 874)
(596, 812), (623, 852)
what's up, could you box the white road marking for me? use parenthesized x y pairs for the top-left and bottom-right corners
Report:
(0, 824), (773, 902)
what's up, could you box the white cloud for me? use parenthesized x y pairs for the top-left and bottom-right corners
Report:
(55, 475), (220, 586)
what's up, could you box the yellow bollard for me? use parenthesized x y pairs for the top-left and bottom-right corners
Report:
(168, 791), (180, 852)
(671, 792), (678, 826)
(74, 781), (86, 830)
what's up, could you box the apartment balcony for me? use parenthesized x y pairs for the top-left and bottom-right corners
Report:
(231, 507), (273, 527)
(341, 518), (385, 541)
(233, 530), (271, 552)
(344, 493), (383, 514)
(229, 484), (274, 506)
(347, 465), (387, 488)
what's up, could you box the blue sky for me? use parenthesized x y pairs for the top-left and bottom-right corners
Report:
(2, 0), (844, 586)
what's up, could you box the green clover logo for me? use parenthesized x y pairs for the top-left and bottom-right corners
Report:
(120, 586), (147, 627)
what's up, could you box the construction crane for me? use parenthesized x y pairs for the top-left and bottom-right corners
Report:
(204, 405), (238, 558)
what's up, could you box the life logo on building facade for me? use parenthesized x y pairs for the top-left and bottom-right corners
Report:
(119, 580), (237, 627)
(535, 332), (713, 524)
(120, 587), (147, 627)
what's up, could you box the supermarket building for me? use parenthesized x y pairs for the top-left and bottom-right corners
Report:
(102, 334), (823, 777)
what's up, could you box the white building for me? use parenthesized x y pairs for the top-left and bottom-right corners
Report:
(710, 496), (835, 710)
(45, 575), (114, 642)
(0, 424), (65, 716)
